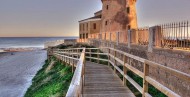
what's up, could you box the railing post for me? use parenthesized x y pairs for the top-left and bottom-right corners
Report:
(77, 49), (79, 59)
(65, 54), (67, 65)
(116, 32), (119, 45)
(72, 49), (74, 73)
(58, 55), (60, 62)
(69, 50), (71, 65)
(90, 49), (92, 62)
(109, 33), (112, 47)
(98, 49), (100, 64)
(128, 30), (131, 48)
(62, 56), (64, 64)
(82, 48), (86, 95)
(114, 46), (116, 73)
(108, 48), (110, 67)
(143, 62), (149, 97)
(123, 55), (127, 85)
(63, 54), (65, 63)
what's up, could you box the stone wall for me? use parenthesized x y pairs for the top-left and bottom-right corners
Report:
(88, 39), (190, 97)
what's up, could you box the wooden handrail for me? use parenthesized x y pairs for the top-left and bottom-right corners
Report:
(65, 48), (85, 97)
(52, 47), (189, 97)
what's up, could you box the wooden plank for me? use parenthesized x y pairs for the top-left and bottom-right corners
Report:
(54, 53), (79, 61)
(124, 63), (144, 78)
(124, 74), (143, 94)
(85, 52), (108, 55)
(83, 62), (135, 97)
(86, 56), (108, 62)
(97, 49), (100, 64)
(123, 55), (127, 85)
(109, 48), (145, 63)
(143, 63), (149, 97)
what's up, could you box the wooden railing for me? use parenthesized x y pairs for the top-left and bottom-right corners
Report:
(52, 47), (190, 97)
(53, 48), (85, 97)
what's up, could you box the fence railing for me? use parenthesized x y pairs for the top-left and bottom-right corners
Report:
(160, 21), (190, 49)
(79, 21), (190, 51)
(52, 47), (190, 97)
(53, 48), (85, 97)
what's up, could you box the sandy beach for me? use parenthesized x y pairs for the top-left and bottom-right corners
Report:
(0, 50), (47, 97)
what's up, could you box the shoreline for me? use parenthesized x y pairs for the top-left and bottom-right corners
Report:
(0, 50), (47, 97)
(0, 47), (44, 53)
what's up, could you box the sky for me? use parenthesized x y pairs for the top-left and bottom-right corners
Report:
(0, 0), (190, 37)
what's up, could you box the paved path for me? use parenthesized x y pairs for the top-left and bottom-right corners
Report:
(83, 62), (135, 97)
(0, 50), (47, 97)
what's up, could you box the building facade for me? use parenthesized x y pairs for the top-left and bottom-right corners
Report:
(79, 0), (138, 42)
(79, 11), (102, 42)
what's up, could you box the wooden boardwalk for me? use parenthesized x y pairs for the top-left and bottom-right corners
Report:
(83, 62), (135, 97)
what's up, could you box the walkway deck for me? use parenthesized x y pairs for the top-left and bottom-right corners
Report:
(83, 62), (135, 97)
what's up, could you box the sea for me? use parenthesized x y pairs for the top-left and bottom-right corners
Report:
(0, 37), (79, 97)
(0, 37), (77, 49)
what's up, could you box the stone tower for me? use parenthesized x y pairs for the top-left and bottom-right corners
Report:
(100, 0), (138, 42)
(127, 0), (138, 29)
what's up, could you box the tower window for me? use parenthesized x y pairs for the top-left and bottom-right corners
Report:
(105, 21), (108, 26)
(93, 23), (96, 29)
(106, 5), (109, 10)
(127, 7), (130, 14)
(128, 25), (131, 29)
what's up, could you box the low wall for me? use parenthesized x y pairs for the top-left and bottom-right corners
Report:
(88, 39), (190, 97)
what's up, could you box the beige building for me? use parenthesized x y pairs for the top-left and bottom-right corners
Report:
(79, 11), (102, 42)
(79, 0), (138, 42)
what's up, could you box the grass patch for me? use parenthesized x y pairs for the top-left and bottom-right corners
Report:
(24, 59), (73, 97)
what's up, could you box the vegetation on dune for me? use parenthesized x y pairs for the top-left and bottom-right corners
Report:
(24, 58), (73, 97)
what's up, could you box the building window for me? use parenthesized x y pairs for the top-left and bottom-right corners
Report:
(80, 24), (82, 31)
(83, 24), (85, 31)
(127, 7), (130, 14)
(83, 33), (85, 39)
(80, 34), (82, 39)
(106, 5), (109, 10)
(128, 25), (131, 29)
(105, 21), (108, 26)
(86, 33), (88, 38)
(93, 23), (96, 29)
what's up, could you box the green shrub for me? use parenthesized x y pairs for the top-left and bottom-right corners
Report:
(24, 59), (73, 97)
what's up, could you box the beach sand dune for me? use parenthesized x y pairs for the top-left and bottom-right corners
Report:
(0, 50), (47, 97)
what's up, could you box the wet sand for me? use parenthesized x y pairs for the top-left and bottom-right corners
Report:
(0, 50), (47, 97)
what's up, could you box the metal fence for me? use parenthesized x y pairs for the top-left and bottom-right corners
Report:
(160, 21), (190, 50)
(82, 21), (190, 51)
